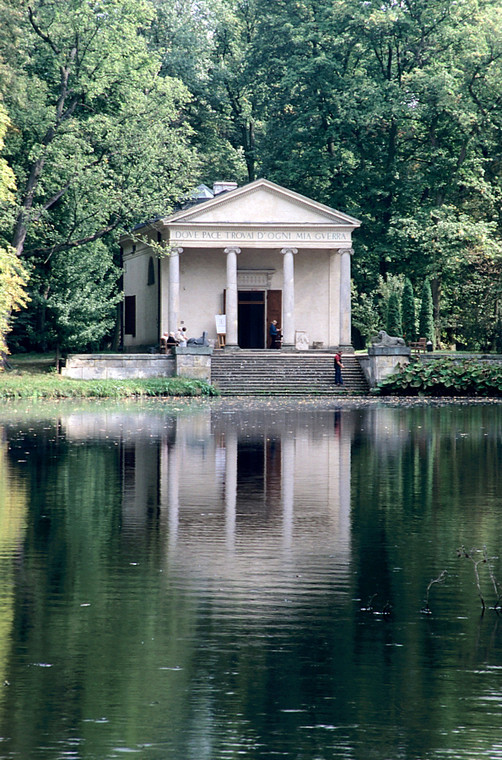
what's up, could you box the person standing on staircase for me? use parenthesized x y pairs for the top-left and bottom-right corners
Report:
(334, 350), (344, 386)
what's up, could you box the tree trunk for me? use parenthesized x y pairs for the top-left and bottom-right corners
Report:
(12, 155), (47, 258)
(244, 119), (255, 182)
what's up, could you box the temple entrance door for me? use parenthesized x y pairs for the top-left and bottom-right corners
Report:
(238, 291), (265, 348)
(266, 290), (282, 348)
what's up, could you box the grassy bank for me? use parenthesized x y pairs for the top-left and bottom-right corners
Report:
(1, 354), (219, 399)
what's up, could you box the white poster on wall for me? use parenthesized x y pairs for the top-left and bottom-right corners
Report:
(215, 314), (226, 334)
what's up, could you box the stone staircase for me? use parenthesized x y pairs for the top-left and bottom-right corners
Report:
(210, 351), (369, 396)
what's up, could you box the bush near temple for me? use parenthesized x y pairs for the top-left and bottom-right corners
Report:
(376, 358), (502, 397)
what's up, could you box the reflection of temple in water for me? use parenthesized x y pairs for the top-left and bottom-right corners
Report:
(62, 406), (354, 591)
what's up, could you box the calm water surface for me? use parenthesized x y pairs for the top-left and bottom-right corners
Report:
(0, 398), (502, 760)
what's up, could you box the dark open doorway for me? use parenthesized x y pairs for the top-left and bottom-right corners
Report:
(228, 289), (282, 348)
(238, 291), (265, 348)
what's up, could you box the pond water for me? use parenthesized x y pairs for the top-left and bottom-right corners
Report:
(0, 398), (502, 760)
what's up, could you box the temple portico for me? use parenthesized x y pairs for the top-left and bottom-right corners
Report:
(121, 179), (360, 351)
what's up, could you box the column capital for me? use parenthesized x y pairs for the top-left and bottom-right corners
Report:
(339, 247), (354, 256)
(281, 247), (298, 255)
(224, 246), (241, 255)
(169, 246), (183, 255)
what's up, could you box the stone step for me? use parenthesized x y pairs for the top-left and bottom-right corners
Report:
(210, 352), (369, 395)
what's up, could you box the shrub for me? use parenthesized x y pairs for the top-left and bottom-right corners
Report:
(375, 358), (502, 396)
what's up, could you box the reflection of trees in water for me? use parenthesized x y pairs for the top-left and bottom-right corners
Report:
(1, 405), (502, 759)
(351, 405), (502, 648)
(0, 433), (28, 714)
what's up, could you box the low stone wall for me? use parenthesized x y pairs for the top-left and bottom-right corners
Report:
(61, 353), (175, 380)
(61, 346), (213, 381)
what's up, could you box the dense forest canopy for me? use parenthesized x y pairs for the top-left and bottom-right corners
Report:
(0, 0), (501, 352)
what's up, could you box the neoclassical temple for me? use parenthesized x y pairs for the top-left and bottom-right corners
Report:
(121, 179), (360, 351)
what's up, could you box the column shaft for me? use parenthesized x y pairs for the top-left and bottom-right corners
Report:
(281, 247), (298, 348)
(168, 247), (182, 334)
(225, 247), (241, 348)
(339, 248), (353, 348)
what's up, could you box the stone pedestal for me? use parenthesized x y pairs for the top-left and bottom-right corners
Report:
(173, 345), (212, 381)
(359, 345), (411, 389)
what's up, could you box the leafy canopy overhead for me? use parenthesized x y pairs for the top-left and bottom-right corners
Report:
(4, 0), (197, 260)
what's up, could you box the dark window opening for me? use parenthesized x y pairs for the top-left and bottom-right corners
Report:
(124, 295), (136, 336)
(147, 256), (155, 286)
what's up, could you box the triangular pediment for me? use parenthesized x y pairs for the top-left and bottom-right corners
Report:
(165, 179), (360, 227)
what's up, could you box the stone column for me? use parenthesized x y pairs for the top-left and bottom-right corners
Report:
(328, 250), (341, 348)
(168, 247), (182, 334)
(339, 247), (353, 350)
(281, 247), (298, 349)
(225, 246), (241, 349)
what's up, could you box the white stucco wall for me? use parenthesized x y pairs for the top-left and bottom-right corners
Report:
(123, 242), (159, 347)
(294, 250), (332, 347)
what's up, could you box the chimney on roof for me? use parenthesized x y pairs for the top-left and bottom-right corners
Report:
(213, 181), (238, 195)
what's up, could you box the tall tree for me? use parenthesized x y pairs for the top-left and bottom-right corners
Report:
(401, 278), (416, 344)
(0, 0), (197, 350)
(150, 0), (262, 184)
(250, 0), (502, 342)
(386, 292), (402, 337)
(419, 279), (434, 345)
(3, 0), (196, 260)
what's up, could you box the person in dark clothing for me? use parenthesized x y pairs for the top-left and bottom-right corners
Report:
(269, 320), (281, 349)
(334, 351), (344, 385)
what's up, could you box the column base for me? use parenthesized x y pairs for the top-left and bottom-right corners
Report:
(281, 343), (296, 352)
(339, 344), (355, 353)
(224, 344), (241, 352)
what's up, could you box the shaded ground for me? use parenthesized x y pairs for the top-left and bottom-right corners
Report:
(7, 353), (56, 374)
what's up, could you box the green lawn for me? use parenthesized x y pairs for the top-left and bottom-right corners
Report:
(1, 354), (218, 399)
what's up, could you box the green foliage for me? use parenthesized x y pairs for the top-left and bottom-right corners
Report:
(2, 0), (502, 353)
(401, 278), (416, 344)
(376, 358), (502, 397)
(5, 0), (196, 254)
(386, 292), (402, 338)
(0, 102), (15, 207)
(0, 374), (219, 399)
(8, 239), (122, 353)
(0, 245), (29, 357)
(151, 0), (257, 183)
(46, 241), (121, 352)
(351, 284), (380, 348)
(241, 0), (502, 345)
(419, 280), (435, 345)
(0, 102), (29, 358)
(1, 0), (197, 352)
(446, 247), (502, 351)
